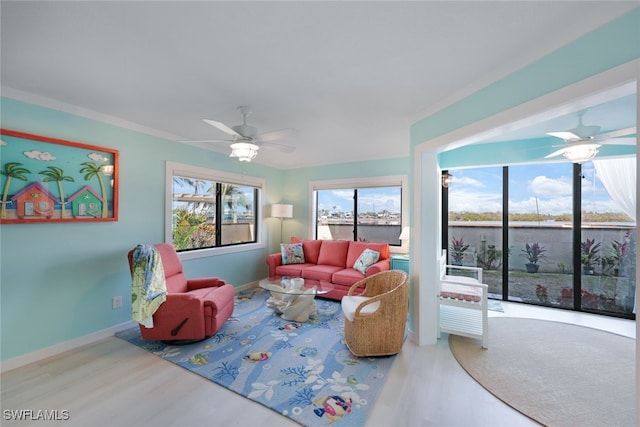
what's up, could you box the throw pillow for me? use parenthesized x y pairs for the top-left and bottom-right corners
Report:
(353, 248), (380, 275)
(281, 242), (305, 265)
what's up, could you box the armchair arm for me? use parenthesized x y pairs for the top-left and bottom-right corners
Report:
(444, 264), (483, 283)
(154, 293), (204, 315)
(266, 253), (283, 279)
(347, 277), (369, 296)
(186, 277), (228, 291)
(365, 259), (390, 276)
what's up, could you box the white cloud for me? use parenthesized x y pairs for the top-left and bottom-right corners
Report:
(88, 152), (108, 162)
(449, 190), (502, 213)
(452, 176), (484, 188)
(0, 139), (7, 146)
(23, 150), (56, 161)
(528, 175), (572, 197)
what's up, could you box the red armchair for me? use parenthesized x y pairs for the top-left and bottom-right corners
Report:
(127, 243), (235, 342)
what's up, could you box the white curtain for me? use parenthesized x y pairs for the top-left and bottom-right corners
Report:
(592, 157), (636, 221)
(593, 157), (637, 313)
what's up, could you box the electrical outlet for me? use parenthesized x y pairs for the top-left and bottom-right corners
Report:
(112, 295), (123, 310)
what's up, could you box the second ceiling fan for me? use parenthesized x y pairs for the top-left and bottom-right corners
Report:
(545, 111), (635, 163)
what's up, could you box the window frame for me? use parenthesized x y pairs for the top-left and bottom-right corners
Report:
(309, 175), (408, 251)
(165, 161), (265, 260)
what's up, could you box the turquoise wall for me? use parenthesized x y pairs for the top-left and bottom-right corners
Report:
(0, 97), (410, 362)
(0, 97), (287, 361)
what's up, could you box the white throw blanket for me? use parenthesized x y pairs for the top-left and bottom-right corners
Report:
(131, 245), (167, 327)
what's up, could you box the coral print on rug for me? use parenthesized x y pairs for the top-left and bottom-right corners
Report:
(116, 288), (397, 426)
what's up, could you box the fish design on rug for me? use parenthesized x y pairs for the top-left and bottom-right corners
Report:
(313, 394), (353, 423)
(188, 353), (209, 366)
(296, 346), (318, 357)
(279, 322), (302, 331)
(243, 351), (272, 362)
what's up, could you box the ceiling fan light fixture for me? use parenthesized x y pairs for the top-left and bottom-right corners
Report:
(229, 141), (259, 162)
(562, 143), (600, 163)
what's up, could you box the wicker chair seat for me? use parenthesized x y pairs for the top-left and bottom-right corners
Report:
(341, 270), (409, 357)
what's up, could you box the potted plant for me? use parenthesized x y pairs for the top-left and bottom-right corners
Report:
(521, 242), (546, 273)
(535, 284), (548, 303)
(450, 236), (469, 265)
(581, 238), (601, 275)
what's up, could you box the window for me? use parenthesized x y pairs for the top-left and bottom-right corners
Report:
(444, 160), (636, 319)
(166, 162), (264, 259)
(311, 176), (407, 246)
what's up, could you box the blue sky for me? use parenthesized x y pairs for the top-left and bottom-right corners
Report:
(449, 161), (621, 215)
(317, 187), (401, 214)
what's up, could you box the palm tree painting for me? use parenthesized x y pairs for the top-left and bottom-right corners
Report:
(80, 162), (109, 218)
(39, 166), (74, 218)
(1, 162), (32, 219)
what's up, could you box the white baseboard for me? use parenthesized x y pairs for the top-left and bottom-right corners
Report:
(1, 284), (260, 374)
(1, 320), (137, 374)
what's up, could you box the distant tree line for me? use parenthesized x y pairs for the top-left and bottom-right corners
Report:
(449, 211), (634, 223)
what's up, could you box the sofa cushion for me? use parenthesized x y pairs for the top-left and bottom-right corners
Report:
(439, 281), (482, 302)
(317, 240), (350, 268)
(353, 248), (380, 274)
(302, 264), (343, 282)
(291, 238), (323, 265)
(345, 241), (390, 268)
(331, 268), (365, 286)
(281, 242), (305, 264)
(275, 263), (315, 278)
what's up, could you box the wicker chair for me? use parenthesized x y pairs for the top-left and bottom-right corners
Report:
(341, 270), (409, 357)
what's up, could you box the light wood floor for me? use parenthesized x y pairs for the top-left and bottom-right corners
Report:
(2, 302), (635, 427)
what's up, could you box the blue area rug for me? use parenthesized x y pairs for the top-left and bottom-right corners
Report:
(115, 288), (397, 426)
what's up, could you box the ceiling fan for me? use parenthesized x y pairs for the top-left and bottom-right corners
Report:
(545, 111), (636, 163)
(183, 106), (296, 162)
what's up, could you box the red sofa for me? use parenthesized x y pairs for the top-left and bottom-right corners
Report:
(266, 238), (391, 300)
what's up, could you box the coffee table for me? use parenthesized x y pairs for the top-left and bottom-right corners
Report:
(258, 277), (334, 322)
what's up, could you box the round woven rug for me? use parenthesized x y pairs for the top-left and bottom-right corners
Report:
(449, 317), (635, 427)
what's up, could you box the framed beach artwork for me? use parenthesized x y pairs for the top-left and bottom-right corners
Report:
(0, 129), (119, 224)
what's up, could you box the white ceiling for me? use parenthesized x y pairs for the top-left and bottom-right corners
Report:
(1, 1), (637, 169)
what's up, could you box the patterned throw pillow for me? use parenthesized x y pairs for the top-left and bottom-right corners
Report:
(353, 248), (380, 274)
(281, 242), (305, 265)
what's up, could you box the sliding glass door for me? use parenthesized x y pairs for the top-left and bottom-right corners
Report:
(445, 158), (636, 319)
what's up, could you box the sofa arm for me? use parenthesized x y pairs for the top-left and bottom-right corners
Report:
(266, 253), (283, 279)
(187, 277), (228, 291)
(365, 259), (391, 276)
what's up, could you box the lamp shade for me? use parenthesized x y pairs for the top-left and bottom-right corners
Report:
(271, 204), (293, 218)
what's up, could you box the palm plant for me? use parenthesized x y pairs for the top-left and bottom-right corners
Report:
(450, 236), (469, 265)
(521, 242), (546, 273)
(1, 162), (31, 218)
(80, 162), (109, 218)
(581, 238), (601, 274)
(39, 166), (74, 218)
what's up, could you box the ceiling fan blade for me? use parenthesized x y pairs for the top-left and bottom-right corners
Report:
(599, 137), (636, 146)
(258, 128), (297, 142)
(178, 139), (233, 144)
(258, 141), (296, 153)
(547, 131), (580, 141)
(203, 119), (242, 137)
(597, 127), (636, 140)
(544, 147), (568, 159)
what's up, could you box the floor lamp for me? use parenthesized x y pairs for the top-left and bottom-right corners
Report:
(271, 204), (293, 243)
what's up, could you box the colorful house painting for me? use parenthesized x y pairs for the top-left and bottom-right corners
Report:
(68, 185), (104, 218)
(10, 182), (59, 219)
